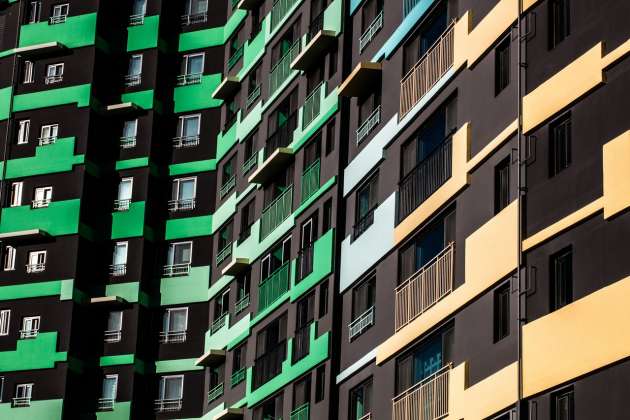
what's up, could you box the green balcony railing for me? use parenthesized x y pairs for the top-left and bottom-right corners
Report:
(243, 153), (257, 175)
(216, 243), (233, 266)
(302, 82), (323, 127)
(300, 159), (320, 204)
(269, 40), (300, 96)
(207, 383), (224, 403)
(227, 45), (244, 70)
(231, 367), (246, 387)
(235, 294), (250, 314)
(219, 176), (236, 199)
(258, 261), (290, 312)
(290, 403), (310, 420)
(271, 0), (300, 30)
(260, 186), (293, 240)
(210, 313), (228, 335)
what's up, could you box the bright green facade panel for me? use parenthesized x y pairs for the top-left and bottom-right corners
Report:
(165, 215), (212, 240)
(0, 279), (74, 301)
(154, 358), (202, 373)
(115, 157), (149, 171)
(19, 13), (97, 49)
(0, 86), (11, 120)
(105, 282), (148, 305)
(173, 74), (222, 113)
(121, 89), (155, 110)
(0, 332), (67, 372)
(127, 15), (160, 52)
(0, 199), (81, 236)
(111, 201), (146, 239)
(12, 84), (91, 112)
(204, 313), (251, 352)
(1, 137), (84, 180)
(95, 401), (131, 420)
(0, 399), (64, 419)
(159, 265), (210, 306)
(168, 159), (215, 176)
(99, 354), (135, 367)
(178, 10), (246, 52)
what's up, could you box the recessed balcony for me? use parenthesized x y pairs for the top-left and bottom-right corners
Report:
(260, 186), (293, 240)
(248, 114), (297, 185)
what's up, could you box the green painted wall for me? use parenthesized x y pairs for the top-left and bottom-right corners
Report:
(111, 201), (147, 239)
(121, 90), (155, 110)
(0, 332), (67, 372)
(0, 137), (84, 180)
(12, 84), (91, 112)
(168, 159), (216, 176)
(159, 266), (211, 306)
(0, 86), (11, 120)
(174, 74), (222, 113)
(127, 15), (160, 52)
(0, 279), (74, 301)
(0, 399), (64, 419)
(115, 157), (149, 171)
(165, 215), (212, 240)
(19, 13), (97, 49)
(95, 401), (131, 420)
(0, 199), (81, 236)
(204, 313), (251, 352)
(178, 11), (246, 51)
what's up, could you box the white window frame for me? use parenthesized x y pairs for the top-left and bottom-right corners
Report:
(172, 177), (197, 201)
(17, 120), (30, 145)
(39, 124), (59, 145)
(50, 3), (69, 23)
(0, 310), (10, 336)
(45, 63), (64, 84)
(20, 316), (40, 339)
(26, 250), (46, 273)
(183, 53), (204, 75)
(158, 375), (184, 400)
(10, 182), (23, 207)
(115, 177), (133, 211)
(27, 1), (40, 24)
(104, 310), (123, 343)
(13, 383), (33, 407)
(169, 177), (196, 211)
(33, 186), (53, 208)
(164, 241), (192, 277)
(102, 374), (118, 400)
(111, 241), (128, 273)
(3, 247), (16, 271)
(163, 307), (188, 333)
(22, 61), (34, 84)
(177, 114), (201, 137)
(160, 307), (188, 343)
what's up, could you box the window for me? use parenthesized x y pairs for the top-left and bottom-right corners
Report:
(495, 36), (510, 95)
(0, 376), (4, 402)
(548, 0), (570, 49)
(260, 236), (291, 280)
(293, 375), (311, 412)
(13, 383), (33, 407)
(105, 310), (123, 343)
(3, 247), (16, 271)
(328, 44), (338, 77)
(493, 282), (510, 342)
(220, 155), (236, 197)
(253, 393), (283, 420)
(552, 387), (574, 420)
(217, 222), (233, 257)
(0, 310), (10, 336)
(131, 0), (146, 19)
(293, 293), (314, 362)
(27, 1), (40, 24)
(175, 115), (200, 147)
(239, 199), (255, 242)
(322, 198), (332, 232)
(318, 282), (328, 318)
(22, 61), (34, 84)
(402, 3), (448, 74)
(170, 177), (196, 211)
(9, 182), (23, 207)
(315, 365), (325, 402)
(45, 63), (64, 84)
(254, 315), (287, 389)
(214, 288), (229, 321)
(162, 308), (188, 343)
(39, 124), (59, 144)
(121, 119), (138, 148)
(550, 247), (572, 311)
(349, 378), (372, 420)
(354, 173), (378, 239)
(126, 55), (142, 86)
(111, 242), (128, 275)
(16, 120), (30, 145)
(351, 276), (375, 323)
(183, 0), (208, 18)
(33, 186), (53, 208)
(181, 53), (204, 77)
(236, 272), (251, 302)
(100, 375), (118, 407)
(325, 120), (335, 156)
(494, 156), (510, 214)
(157, 375), (184, 409)
(27, 250), (46, 273)
(116, 177), (133, 210)
(165, 242), (192, 275)
(233, 343), (247, 373)
(549, 113), (571, 177)
(20, 316), (40, 339)
(51, 3), (69, 22)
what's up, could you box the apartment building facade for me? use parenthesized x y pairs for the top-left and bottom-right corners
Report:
(0, 0), (628, 419)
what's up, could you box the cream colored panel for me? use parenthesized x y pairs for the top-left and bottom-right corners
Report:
(602, 131), (630, 219)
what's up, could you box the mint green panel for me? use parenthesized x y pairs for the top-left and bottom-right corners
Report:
(127, 15), (160, 52)
(111, 201), (146, 239)
(105, 282), (149, 305)
(216, 115), (238, 161)
(204, 313), (251, 351)
(2, 137), (84, 180)
(99, 354), (135, 367)
(177, 10), (246, 52)
(154, 358), (202, 373)
(168, 159), (215, 176)
(0, 279), (74, 301)
(115, 157), (149, 170)
(291, 86), (338, 152)
(19, 13), (97, 49)
(323, 0), (343, 34)
(289, 228), (334, 302)
(0, 399), (64, 419)
(12, 84), (91, 112)
(0, 332), (67, 372)
(95, 401), (131, 420)
(174, 74), (222, 113)
(0, 86), (11, 120)
(121, 90), (155, 110)
(0, 199), (81, 236)
(159, 265), (210, 306)
(165, 215), (212, 240)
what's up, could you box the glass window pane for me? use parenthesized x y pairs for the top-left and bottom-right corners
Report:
(179, 180), (195, 200)
(182, 117), (199, 136)
(174, 243), (192, 264)
(164, 377), (183, 399)
(188, 55), (203, 74)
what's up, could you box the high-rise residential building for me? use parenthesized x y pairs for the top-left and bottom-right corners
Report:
(0, 0), (628, 419)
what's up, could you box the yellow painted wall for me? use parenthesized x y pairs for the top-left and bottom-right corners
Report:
(602, 131), (630, 219)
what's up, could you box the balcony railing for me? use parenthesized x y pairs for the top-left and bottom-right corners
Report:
(162, 263), (191, 277)
(348, 306), (375, 340)
(159, 330), (187, 344)
(114, 199), (131, 212)
(216, 243), (233, 266)
(397, 136), (452, 222)
(227, 45), (244, 70)
(168, 198), (196, 212)
(176, 73), (202, 86)
(219, 176), (236, 199)
(260, 186), (293, 240)
(97, 398), (115, 411)
(26, 263), (45, 273)
(19, 329), (39, 339)
(356, 105), (381, 144)
(120, 136), (136, 149)
(253, 341), (286, 389)
(38, 136), (57, 146)
(181, 12), (207, 25)
(395, 243), (454, 331)
(270, 0), (299, 31)
(104, 329), (122, 343)
(392, 365), (450, 420)
(12, 397), (31, 408)
(358, 414), (372, 420)
(49, 15), (67, 24)
(258, 261), (290, 312)
(303, 83), (323, 127)
(307, 11), (324, 42)
(264, 113), (297, 159)
(246, 84), (261, 108)
(45, 75), (63, 84)
(243, 153), (257, 175)
(124, 74), (141, 87)
(235, 294), (250, 314)
(290, 403), (310, 420)
(210, 313), (228, 335)
(207, 383), (224, 403)
(352, 206), (376, 241)
(296, 243), (314, 283)
(359, 10), (383, 52)
(292, 324), (310, 363)
(154, 399), (182, 412)
(300, 159), (320, 204)
(128, 13), (145, 26)
(231, 367), (246, 387)
(269, 40), (300, 95)
(32, 198), (51, 208)
(399, 23), (454, 119)
(173, 135), (200, 148)
(109, 263), (127, 277)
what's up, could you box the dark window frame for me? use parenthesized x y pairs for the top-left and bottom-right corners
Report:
(549, 113), (572, 177)
(493, 281), (511, 342)
(495, 35), (511, 95)
(550, 246), (573, 311)
(494, 156), (511, 214)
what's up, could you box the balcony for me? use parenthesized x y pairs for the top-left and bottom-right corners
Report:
(12, 397), (31, 408)
(397, 136), (452, 223)
(221, 258), (250, 277)
(26, 263), (45, 273)
(172, 135), (200, 149)
(246, 84), (261, 108)
(113, 199), (131, 212)
(220, 176), (236, 200)
(292, 324), (310, 363)
(181, 12), (207, 25)
(176, 73), (202, 86)
(392, 365), (450, 420)
(45, 75), (63, 84)
(269, 40), (300, 96)
(260, 186), (293, 240)
(352, 206), (375, 241)
(235, 294), (250, 314)
(120, 135), (136, 149)
(243, 153), (257, 175)
(227, 45), (244, 71)
(270, 0), (299, 31)
(196, 349), (226, 367)
(399, 23), (454, 119)
(19, 329), (39, 339)
(394, 243), (454, 331)
(162, 263), (191, 277)
(258, 261), (290, 312)
(216, 243), (233, 266)
(231, 367), (246, 387)
(248, 117), (297, 184)
(97, 398), (114, 411)
(290, 403), (310, 420)
(159, 330), (187, 344)
(300, 159), (320, 204)
(38, 135), (57, 146)
(31, 198), (51, 208)
(208, 383), (224, 403)
(348, 306), (374, 341)
(49, 15), (67, 25)
(291, 12), (336, 71)
(296, 243), (314, 283)
(212, 76), (240, 101)
(128, 14), (145, 26)
(104, 329), (122, 343)
(210, 313), (228, 335)
(302, 83), (323, 127)
(356, 105), (381, 145)
(253, 341), (286, 389)
(359, 11), (383, 52)
(338, 62), (381, 98)
(109, 263), (127, 277)
(168, 198), (196, 212)
(154, 399), (182, 412)
(124, 74), (141, 87)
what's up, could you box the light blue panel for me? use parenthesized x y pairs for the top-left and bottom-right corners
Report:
(349, 0), (366, 16)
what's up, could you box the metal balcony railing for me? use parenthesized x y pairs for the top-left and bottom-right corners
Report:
(124, 74), (141, 87)
(216, 242), (233, 266)
(120, 136), (136, 149)
(306, 11), (324, 42)
(264, 113), (297, 159)
(114, 199), (131, 212)
(399, 24), (454, 119)
(231, 367), (246, 387)
(38, 136), (57, 146)
(235, 294), (250, 314)
(359, 10), (383, 52)
(219, 176), (236, 200)
(246, 84), (261, 108)
(45, 75), (63, 84)
(181, 12), (207, 25)
(109, 263), (127, 277)
(104, 329), (122, 343)
(269, 40), (300, 95)
(258, 261), (290, 312)
(159, 330), (187, 344)
(292, 324), (310, 363)
(227, 45), (244, 70)
(12, 397), (31, 408)
(395, 243), (454, 331)
(356, 105), (381, 144)
(32, 198), (51, 208)
(290, 403), (310, 420)
(49, 15), (67, 24)
(260, 186), (293, 240)
(296, 243), (314, 283)
(210, 313), (227, 335)
(397, 136), (452, 222)
(352, 206), (376, 241)
(243, 153), (257, 175)
(303, 83), (323, 127)
(253, 341), (286, 389)
(172, 135), (200, 148)
(97, 398), (115, 411)
(207, 383), (224, 403)
(176, 73), (202, 86)
(348, 306), (375, 340)
(358, 414), (372, 420)
(154, 399), (182, 412)
(19, 329), (39, 339)
(270, 0), (299, 31)
(300, 159), (320, 204)
(392, 365), (450, 420)
(162, 263), (191, 277)
(168, 198), (196, 212)
(128, 13), (145, 25)
(26, 263), (45, 273)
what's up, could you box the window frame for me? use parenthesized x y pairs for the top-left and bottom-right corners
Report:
(0, 310), (10, 336)
(493, 281), (510, 342)
(494, 35), (511, 96)
(17, 120), (30, 145)
(3, 247), (16, 271)
(167, 241), (193, 266)
(163, 307), (189, 334)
